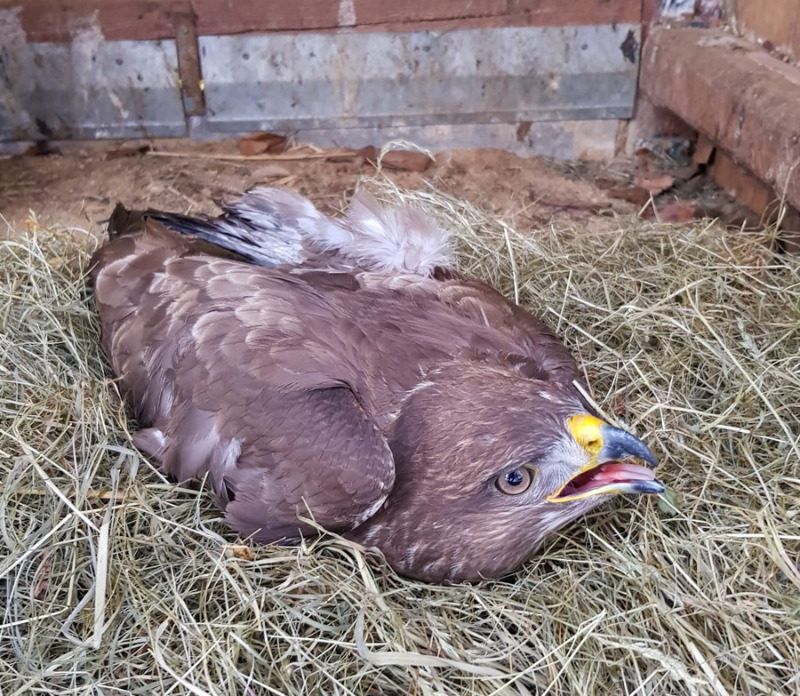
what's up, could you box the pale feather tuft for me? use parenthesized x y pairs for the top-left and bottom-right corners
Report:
(339, 191), (454, 275)
(166, 187), (454, 276)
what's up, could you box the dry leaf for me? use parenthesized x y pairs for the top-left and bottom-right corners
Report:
(238, 132), (287, 157)
(607, 186), (651, 206)
(635, 173), (675, 195)
(359, 147), (434, 172)
(380, 150), (434, 172)
(659, 201), (700, 222)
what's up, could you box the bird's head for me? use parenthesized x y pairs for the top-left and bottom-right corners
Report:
(352, 363), (663, 584)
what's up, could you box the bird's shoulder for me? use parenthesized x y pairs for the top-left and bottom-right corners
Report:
(347, 267), (582, 386)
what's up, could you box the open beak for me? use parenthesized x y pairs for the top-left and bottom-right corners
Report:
(547, 414), (664, 503)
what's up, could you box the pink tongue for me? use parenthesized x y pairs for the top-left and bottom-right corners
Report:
(588, 462), (657, 486)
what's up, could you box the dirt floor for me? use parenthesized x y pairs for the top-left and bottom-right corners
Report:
(0, 138), (757, 240)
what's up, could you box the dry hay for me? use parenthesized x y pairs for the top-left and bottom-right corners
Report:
(1, 183), (799, 696)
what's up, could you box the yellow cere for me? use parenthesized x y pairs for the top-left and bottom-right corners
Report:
(567, 414), (605, 457)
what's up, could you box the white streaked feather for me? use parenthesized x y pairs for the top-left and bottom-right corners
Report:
(220, 187), (350, 267)
(218, 438), (243, 474)
(222, 188), (454, 276)
(352, 495), (388, 527)
(360, 523), (385, 546)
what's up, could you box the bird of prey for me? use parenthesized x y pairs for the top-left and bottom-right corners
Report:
(90, 188), (663, 584)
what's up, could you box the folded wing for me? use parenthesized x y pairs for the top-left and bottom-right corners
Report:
(91, 217), (395, 542)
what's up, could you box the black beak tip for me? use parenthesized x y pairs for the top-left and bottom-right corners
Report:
(632, 479), (665, 495)
(641, 448), (658, 468)
(598, 423), (658, 468)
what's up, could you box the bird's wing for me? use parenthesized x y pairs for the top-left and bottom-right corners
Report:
(91, 221), (395, 542)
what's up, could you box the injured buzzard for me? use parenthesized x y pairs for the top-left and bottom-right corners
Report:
(90, 188), (663, 583)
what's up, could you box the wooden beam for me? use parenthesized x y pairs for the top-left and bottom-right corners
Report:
(192, 0), (339, 36)
(174, 10), (205, 116)
(503, 0), (639, 27)
(3, 0), (188, 42)
(352, 0), (507, 26)
(0, 0), (641, 43)
(641, 27), (800, 215)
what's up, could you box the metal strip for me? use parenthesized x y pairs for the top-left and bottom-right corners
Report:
(199, 24), (640, 133)
(0, 14), (186, 141)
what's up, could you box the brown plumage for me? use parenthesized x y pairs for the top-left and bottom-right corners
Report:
(90, 188), (663, 583)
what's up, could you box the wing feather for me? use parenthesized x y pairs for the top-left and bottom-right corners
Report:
(92, 225), (395, 541)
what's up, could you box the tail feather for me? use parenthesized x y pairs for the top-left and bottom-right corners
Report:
(107, 202), (146, 240)
(105, 187), (454, 276)
(145, 211), (288, 267)
(106, 201), (273, 263)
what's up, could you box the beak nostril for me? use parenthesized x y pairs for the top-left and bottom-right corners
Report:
(567, 414), (605, 452)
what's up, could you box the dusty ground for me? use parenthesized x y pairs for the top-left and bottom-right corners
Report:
(0, 138), (754, 240)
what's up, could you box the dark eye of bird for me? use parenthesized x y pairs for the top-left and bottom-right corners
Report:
(495, 468), (534, 495)
(507, 471), (523, 486)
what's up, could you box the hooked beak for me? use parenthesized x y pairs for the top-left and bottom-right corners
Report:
(547, 414), (664, 503)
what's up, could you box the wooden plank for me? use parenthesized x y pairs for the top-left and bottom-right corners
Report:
(1, 0), (188, 42)
(710, 150), (772, 216)
(0, 0), (340, 41)
(732, 0), (800, 85)
(174, 11), (205, 116)
(354, 0), (639, 29)
(192, 0), (339, 36)
(641, 0), (660, 42)
(1, 0), (640, 42)
(733, 0), (798, 50)
(790, 5), (800, 61)
(352, 0), (508, 25)
(354, 0), (640, 28)
(710, 149), (800, 254)
(503, 0), (639, 27)
(733, 0), (800, 63)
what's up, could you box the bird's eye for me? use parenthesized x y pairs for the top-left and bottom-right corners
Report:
(495, 468), (535, 495)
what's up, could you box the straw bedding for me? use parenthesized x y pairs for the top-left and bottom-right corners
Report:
(1, 182), (798, 696)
